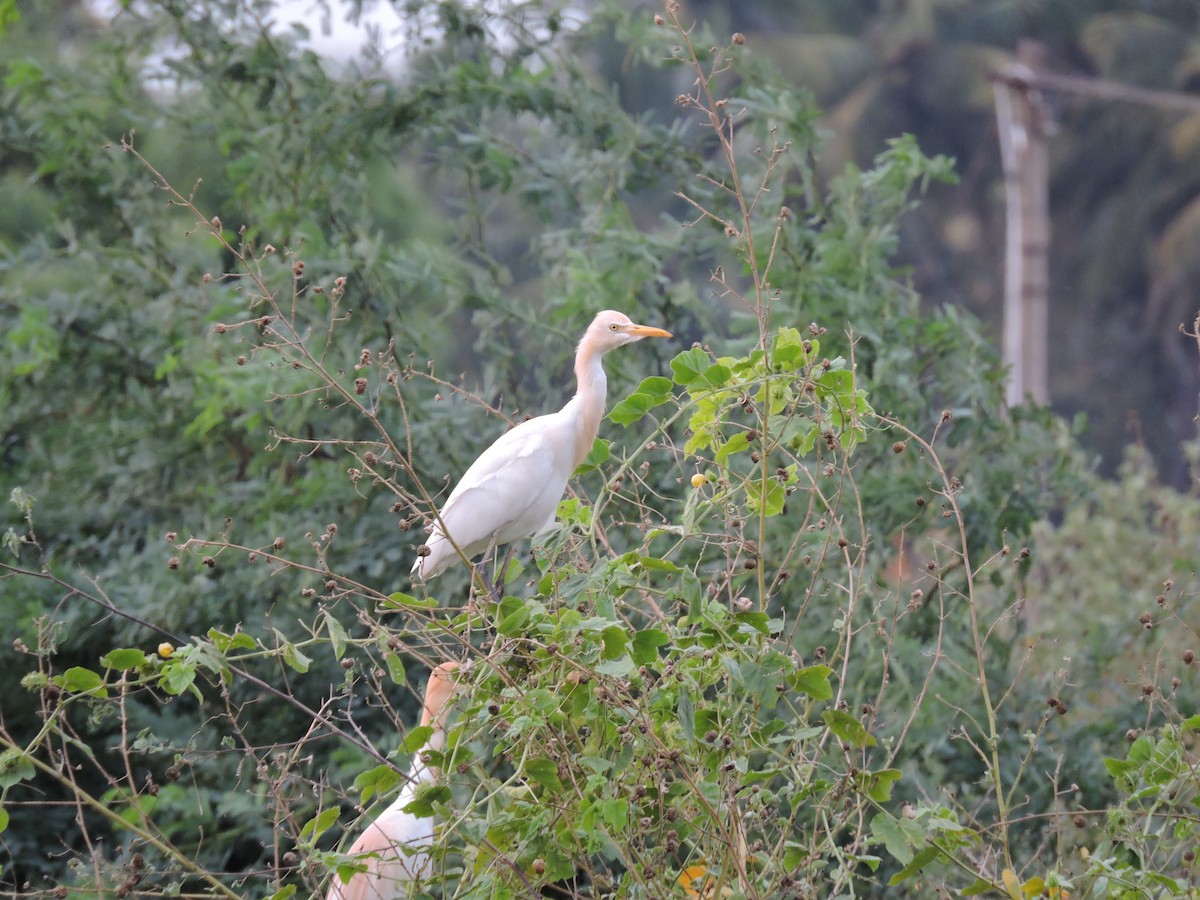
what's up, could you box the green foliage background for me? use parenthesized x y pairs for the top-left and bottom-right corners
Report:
(1, 1), (1199, 898)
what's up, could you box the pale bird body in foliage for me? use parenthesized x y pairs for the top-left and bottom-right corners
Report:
(411, 310), (672, 579)
(326, 662), (460, 900)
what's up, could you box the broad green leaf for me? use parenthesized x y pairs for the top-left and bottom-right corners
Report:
(0, 806), (8, 834)
(600, 625), (627, 660)
(789, 664), (834, 700)
(116, 792), (156, 827)
(670, 347), (710, 385)
(599, 796), (629, 833)
(299, 807), (340, 841)
(746, 480), (786, 517)
(100, 648), (149, 670)
(714, 432), (750, 466)
(352, 764), (399, 804)
(862, 768), (903, 802)
(160, 660), (197, 697)
(576, 438), (611, 473)
(498, 603), (531, 636)
(402, 783), (450, 818)
(595, 656), (634, 677)
(208, 629), (257, 652)
(631, 628), (669, 666)
(888, 846), (939, 885)
(733, 611), (770, 635)
(610, 391), (663, 425)
(871, 814), (913, 866)
(402, 725), (434, 753)
(782, 841), (805, 870)
(60, 666), (107, 698)
(266, 887), (297, 900)
(771, 327), (809, 367)
(823, 709), (876, 747)
(696, 363), (731, 388)
(281, 642), (311, 674)
(634, 375), (674, 400)
(524, 757), (564, 792)
(0, 749), (35, 789)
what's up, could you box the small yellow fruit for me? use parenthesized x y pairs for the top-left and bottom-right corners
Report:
(157, 643), (174, 659)
(690, 473), (707, 488)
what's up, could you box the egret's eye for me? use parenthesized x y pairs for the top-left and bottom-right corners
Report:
(609, 323), (619, 331)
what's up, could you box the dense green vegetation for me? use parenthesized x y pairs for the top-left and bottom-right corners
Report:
(2, 1), (1199, 897)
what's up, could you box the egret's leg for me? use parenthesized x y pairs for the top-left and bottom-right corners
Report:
(492, 542), (519, 602)
(468, 535), (500, 609)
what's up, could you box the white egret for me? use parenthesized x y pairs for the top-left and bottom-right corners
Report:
(326, 661), (461, 900)
(411, 310), (672, 580)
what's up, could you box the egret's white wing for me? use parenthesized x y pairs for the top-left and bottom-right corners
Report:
(414, 412), (575, 577)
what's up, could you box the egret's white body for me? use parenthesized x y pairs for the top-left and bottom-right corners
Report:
(411, 310), (672, 580)
(326, 662), (460, 900)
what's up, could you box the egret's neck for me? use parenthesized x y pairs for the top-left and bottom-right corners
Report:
(570, 344), (608, 467)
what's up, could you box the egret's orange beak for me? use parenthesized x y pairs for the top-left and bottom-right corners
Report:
(625, 323), (673, 339)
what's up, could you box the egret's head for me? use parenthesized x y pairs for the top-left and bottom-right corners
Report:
(583, 310), (673, 353)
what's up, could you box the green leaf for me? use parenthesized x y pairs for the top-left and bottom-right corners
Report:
(160, 659), (197, 697)
(789, 664), (834, 700)
(599, 796), (629, 833)
(638, 375), (675, 398)
(299, 806), (340, 841)
(401, 725), (434, 753)
(498, 603), (531, 636)
(524, 757), (564, 792)
(771, 326), (809, 367)
(100, 648), (149, 670)
(402, 783), (450, 818)
(670, 347), (710, 385)
(631, 628), (669, 666)
(266, 887), (297, 900)
(324, 611), (347, 660)
(600, 625), (627, 660)
(888, 846), (939, 886)
(960, 877), (996, 896)
(696, 362), (732, 388)
(385, 592), (437, 610)
(678, 691), (695, 741)
(595, 656), (635, 677)
(714, 432), (750, 466)
(610, 390), (664, 425)
(385, 653), (406, 685)
(207, 628), (257, 653)
(871, 814), (914, 866)
(59, 666), (107, 698)
(823, 709), (876, 747)
(0, 806), (8, 834)
(733, 611), (770, 635)
(352, 764), (399, 804)
(0, 749), (35, 789)
(746, 480), (786, 517)
(281, 642), (311, 674)
(861, 768), (903, 802)
(576, 438), (611, 473)
(636, 555), (680, 573)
